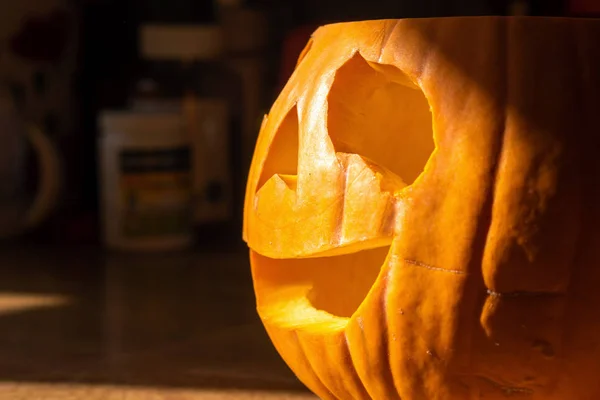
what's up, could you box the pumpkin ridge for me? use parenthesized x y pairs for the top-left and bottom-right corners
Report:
(550, 19), (599, 397)
(297, 333), (353, 399)
(292, 330), (337, 399)
(462, 16), (511, 395)
(341, 332), (372, 400)
(331, 154), (350, 247)
(380, 263), (404, 398)
(378, 20), (401, 63)
(345, 250), (403, 399)
(476, 17), (591, 395)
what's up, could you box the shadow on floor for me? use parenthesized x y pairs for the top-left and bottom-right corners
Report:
(0, 245), (310, 394)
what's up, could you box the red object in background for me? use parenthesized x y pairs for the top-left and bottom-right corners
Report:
(10, 8), (72, 63)
(568, 0), (600, 14)
(278, 25), (318, 91)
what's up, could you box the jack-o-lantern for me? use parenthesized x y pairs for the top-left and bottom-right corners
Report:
(243, 17), (600, 399)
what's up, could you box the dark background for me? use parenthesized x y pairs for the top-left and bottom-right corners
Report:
(2, 0), (596, 246)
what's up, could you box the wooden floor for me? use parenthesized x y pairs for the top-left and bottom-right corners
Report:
(0, 246), (316, 399)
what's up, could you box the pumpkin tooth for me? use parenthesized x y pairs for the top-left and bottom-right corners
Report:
(336, 152), (404, 246)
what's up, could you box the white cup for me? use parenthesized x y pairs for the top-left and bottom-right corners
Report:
(0, 87), (61, 237)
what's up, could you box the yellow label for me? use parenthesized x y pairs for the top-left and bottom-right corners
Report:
(119, 147), (192, 238)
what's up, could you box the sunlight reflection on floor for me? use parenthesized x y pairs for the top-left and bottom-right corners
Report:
(0, 382), (317, 399)
(0, 292), (71, 316)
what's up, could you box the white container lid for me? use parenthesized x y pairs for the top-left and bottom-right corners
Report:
(140, 24), (224, 61)
(99, 111), (184, 138)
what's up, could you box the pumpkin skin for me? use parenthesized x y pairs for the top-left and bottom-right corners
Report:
(243, 17), (600, 400)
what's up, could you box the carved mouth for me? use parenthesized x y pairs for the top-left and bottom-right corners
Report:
(251, 245), (391, 329)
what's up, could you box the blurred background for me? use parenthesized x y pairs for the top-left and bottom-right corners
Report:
(0, 0), (597, 398)
(0, 0), (595, 249)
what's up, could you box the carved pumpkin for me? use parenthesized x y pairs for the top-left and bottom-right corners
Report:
(243, 17), (600, 399)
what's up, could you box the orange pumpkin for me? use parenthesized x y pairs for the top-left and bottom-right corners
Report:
(243, 17), (600, 399)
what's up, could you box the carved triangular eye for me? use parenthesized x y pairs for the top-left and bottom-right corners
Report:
(256, 54), (435, 197)
(257, 106), (299, 191)
(328, 52), (434, 185)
